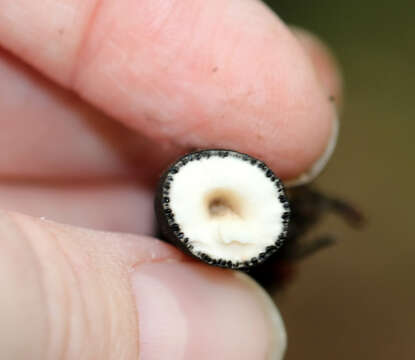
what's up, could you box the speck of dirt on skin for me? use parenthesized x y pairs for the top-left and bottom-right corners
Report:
(329, 95), (336, 103)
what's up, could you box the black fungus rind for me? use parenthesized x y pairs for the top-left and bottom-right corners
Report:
(154, 149), (291, 270)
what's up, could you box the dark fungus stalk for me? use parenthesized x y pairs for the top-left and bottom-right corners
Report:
(155, 149), (365, 290)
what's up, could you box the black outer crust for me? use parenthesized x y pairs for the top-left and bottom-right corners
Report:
(154, 149), (290, 270)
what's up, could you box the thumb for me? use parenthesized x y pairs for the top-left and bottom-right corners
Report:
(0, 211), (286, 360)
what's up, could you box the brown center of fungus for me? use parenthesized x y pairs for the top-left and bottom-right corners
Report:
(205, 189), (242, 219)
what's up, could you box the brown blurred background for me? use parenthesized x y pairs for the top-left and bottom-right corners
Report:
(264, 1), (415, 359)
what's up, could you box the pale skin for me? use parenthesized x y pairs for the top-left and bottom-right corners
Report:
(0, 0), (342, 359)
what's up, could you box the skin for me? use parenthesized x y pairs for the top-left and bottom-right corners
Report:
(0, 0), (342, 359)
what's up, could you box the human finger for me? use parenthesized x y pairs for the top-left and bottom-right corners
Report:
(0, 0), (337, 181)
(0, 211), (286, 359)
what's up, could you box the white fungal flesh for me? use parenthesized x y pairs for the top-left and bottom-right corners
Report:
(168, 154), (286, 263)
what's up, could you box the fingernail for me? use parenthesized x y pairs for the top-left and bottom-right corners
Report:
(286, 113), (339, 187)
(131, 262), (286, 360)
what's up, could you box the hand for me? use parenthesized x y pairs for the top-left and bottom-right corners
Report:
(0, 0), (341, 359)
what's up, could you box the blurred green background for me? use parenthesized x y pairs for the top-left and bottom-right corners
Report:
(263, 1), (415, 359)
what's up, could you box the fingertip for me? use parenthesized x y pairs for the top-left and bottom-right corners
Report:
(132, 262), (287, 360)
(280, 26), (344, 185)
